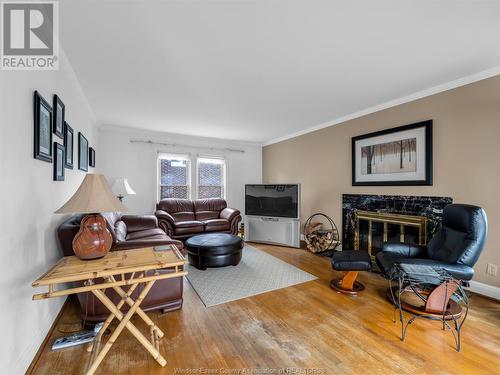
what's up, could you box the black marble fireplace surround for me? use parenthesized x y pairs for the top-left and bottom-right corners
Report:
(342, 194), (452, 251)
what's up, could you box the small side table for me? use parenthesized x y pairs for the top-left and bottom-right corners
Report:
(32, 245), (187, 375)
(389, 263), (469, 351)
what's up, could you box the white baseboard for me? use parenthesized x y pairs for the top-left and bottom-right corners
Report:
(466, 281), (500, 301)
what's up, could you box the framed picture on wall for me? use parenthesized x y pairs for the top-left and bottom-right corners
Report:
(78, 132), (89, 172)
(53, 142), (65, 181)
(53, 95), (65, 138)
(89, 147), (96, 168)
(33, 91), (53, 162)
(64, 122), (74, 169)
(352, 120), (433, 186)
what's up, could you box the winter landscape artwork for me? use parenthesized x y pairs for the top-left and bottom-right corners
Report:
(361, 137), (417, 175)
(352, 121), (432, 186)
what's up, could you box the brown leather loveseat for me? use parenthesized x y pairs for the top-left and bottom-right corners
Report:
(155, 198), (241, 240)
(57, 212), (185, 325)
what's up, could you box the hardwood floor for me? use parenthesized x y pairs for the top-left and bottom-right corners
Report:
(30, 244), (500, 375)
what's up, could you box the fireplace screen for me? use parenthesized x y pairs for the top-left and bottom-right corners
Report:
(354, 210), (427, 262)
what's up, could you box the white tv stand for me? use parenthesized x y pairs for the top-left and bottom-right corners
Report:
(244, 216), (301, 248)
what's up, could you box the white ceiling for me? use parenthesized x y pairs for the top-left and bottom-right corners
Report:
(60, 0), (500, 144)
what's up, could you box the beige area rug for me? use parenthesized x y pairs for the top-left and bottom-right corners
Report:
(185, 245), (317, 307)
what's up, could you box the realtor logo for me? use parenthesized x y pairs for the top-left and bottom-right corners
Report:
(1, 1), (59, 70)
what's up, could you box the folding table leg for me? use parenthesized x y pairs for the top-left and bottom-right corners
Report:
(87, 276), (143, 368)
(109, 276), (165, 339)
(99, 273), (144, 334)
(86, 280), (166, 375)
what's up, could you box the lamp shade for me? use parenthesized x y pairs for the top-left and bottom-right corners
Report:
(55, 173), (127, 214)
(112, 177), (136, 196)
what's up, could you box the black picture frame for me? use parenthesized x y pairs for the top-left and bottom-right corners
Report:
(89, 147), (96, 168)
(64, 122), (74, 169)
(53, 95), (65, 138)
(78, 132), (89, 172)
(352, 120), (433, 186)
(33, 91), (53, 162)
(53, 142), (65, 181)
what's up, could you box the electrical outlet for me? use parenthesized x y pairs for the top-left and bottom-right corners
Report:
(486, 263), (498, 277)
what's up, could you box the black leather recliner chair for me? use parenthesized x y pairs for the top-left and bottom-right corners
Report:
(376, 204), (488, 282)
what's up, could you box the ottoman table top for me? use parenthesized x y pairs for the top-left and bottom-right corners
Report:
(185, 233), (243, 251)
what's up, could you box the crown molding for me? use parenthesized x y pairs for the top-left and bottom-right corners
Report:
(263, 66), (500, 147)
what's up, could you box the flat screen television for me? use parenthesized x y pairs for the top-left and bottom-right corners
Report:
(245, 184), (300, 219)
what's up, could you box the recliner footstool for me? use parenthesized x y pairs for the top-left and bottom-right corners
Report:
(330, 250), (372, 295)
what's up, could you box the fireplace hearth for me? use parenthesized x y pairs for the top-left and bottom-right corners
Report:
(342, 194), (452, 257)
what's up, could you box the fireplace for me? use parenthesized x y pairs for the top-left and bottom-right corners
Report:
(354, 210), (427, 262)
(343, 194), (452, 260)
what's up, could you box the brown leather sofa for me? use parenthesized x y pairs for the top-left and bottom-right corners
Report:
(155, 198), (241, 240)
(57, 212), (185, 325)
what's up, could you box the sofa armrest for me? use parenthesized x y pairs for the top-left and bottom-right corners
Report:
(220, 207), (240, 221)
(220, 207), (241, 235)
(155, 210), (176, 224)
(155, 210), (176, 237)
(121, 215), (158, 232)
(381, 242), (427, 258)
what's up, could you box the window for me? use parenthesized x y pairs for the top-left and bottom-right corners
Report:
(197, 157), (226, 199)
(158, 154), (191, 199)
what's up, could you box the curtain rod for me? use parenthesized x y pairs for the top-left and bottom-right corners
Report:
(129, 139), (245, 153)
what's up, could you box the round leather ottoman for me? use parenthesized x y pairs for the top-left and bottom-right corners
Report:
(185, 233), (244, 270)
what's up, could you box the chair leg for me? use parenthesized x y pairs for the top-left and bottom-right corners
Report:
(330, 271), (365, 295)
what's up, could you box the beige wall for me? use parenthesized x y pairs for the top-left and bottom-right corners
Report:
(263, 75), (500, 287)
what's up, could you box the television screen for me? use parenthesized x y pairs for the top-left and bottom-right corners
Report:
(245, 184), (299, 218)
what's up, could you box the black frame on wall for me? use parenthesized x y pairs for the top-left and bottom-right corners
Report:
(89, 147), (96, 168)
(53, 95), (65, 139)
(53, 142), (65, 181)
(33, 91), (53, 163)
(64, 122), (74, 169)
(351, 120), (433, 186)
(78, 132), (89, 172)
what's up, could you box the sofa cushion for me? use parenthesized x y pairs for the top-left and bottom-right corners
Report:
(174, 220), (205, 235)
(195, 211), (220, 221)
(102, 212), (123, 242)
(194, 198), (227, 213)
(115, 221), (128, 242)
(121, 215), (158, 232)
(175, 225), (205, 235)
(203, 218), (230, 232)
(171, 211), (196, 222)
(157, 199), (194, 213)
(175, 220), (204, 228)
(126, 228), (166, 241)
(156, 199), (196, 221)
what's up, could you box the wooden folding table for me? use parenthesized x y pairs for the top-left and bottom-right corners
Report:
(32, 245), (187, 375)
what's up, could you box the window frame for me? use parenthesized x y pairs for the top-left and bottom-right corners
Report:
(195, 156), (227, 200)
(157, 153), (192, 201)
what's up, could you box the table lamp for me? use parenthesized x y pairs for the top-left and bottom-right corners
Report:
(111, 177), (136, 202)
(55, 174), (127, 260)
